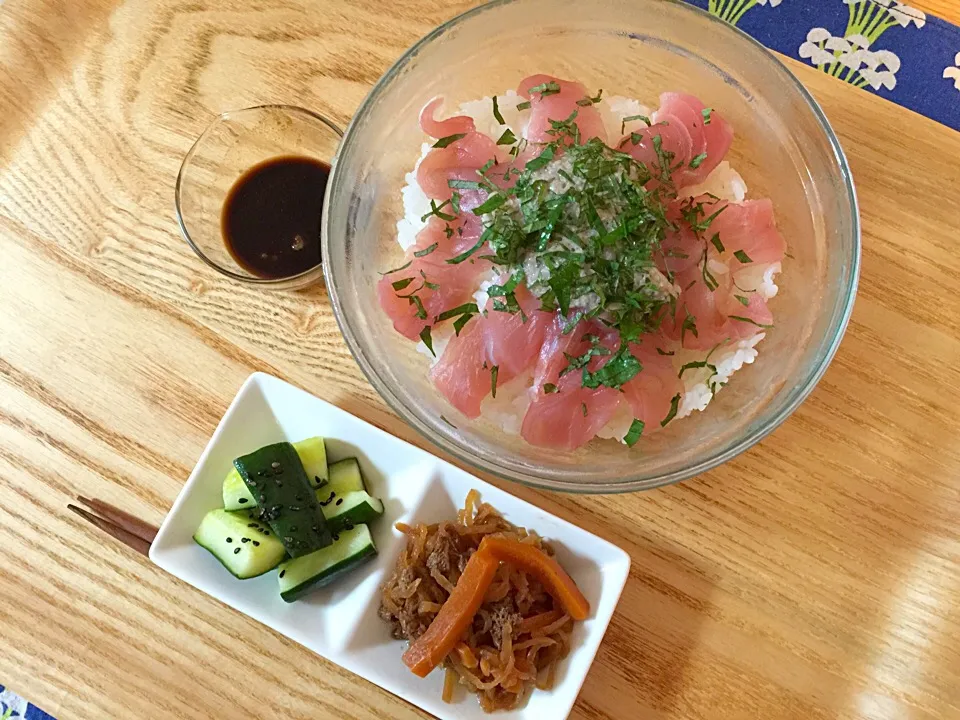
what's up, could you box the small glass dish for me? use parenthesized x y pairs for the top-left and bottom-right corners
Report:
(176, 105), (342, 290)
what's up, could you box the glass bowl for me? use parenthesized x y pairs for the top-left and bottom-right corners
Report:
(322, 0), (860, 493)
(176, 105), (342, 290)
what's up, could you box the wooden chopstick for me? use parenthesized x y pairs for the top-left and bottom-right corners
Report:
(67, 497), (159, 557)
(76, 496), (158, 543)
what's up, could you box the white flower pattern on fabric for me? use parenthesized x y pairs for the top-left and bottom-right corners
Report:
(799, 1), (926, 94)
(707, 0), (781, 26)
(0, 686), (28, 719)
(945, 52), (960, 91)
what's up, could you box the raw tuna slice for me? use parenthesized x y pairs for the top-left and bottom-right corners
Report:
(378, 215), (491, 341)
(430, 285), (551, 419)
(619, 93), (733, 189)
(707, 197), (786, 265)
(517, 74), (607, 145)
(620, 339), (683, 433)
(416, 97), (501, 204)
(521, 318), (622, 450)
(656, 93), (733, 186)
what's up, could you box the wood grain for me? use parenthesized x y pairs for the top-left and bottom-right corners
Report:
(1, 0), (959, 719)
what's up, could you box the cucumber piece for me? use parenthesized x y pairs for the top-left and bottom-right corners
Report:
(223, 468), (256, 511)
(320, 490), (384, 534)
(194, 509), (285, 579)
(223, 437), (328, 511)
(293, 437), (329, 490)
(278, 524), (377, 602)
(327, 457), (366, 494)
(234, 442), (332, 558)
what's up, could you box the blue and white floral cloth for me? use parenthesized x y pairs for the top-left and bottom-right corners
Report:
(0, 686), (54, 720)
(682, 0), (960, 131)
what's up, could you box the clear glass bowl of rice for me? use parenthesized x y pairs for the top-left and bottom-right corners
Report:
(322, 0), (859, 493)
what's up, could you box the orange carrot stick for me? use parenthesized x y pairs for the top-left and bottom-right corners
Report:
(480, 536), (590, 621)
(402, 546), (500, 678)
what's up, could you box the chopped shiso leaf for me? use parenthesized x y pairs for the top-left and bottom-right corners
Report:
(620, 114), (651, 134)
(432, 133), (466, 149)
(490, 365), (499, 398)
(689, 152), (707, 169)
(701, 108), (713, 125)
(414, 242), (439, 258)
(734, 250), (753, 263)
(516, 100), (531, 111)
(496, 128), (517, 145)
(661, 393), (681, 427)
(528, 81), (561, 97)
(419, 326), (435, 356)
(729, 315), (772, 328)
(623, 419), (644, 447)
(492, 96), (505, 125)
(543, 383), (559, 394)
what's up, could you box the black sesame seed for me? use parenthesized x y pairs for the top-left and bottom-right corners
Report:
(252, 541), (260, 547)
(238, 498), (248, 504)
(247, 523), (257, 528)
(279, 570), (286, 578)
(296, 494), (304, 502)
(332, 534), (339, 542)
(335, 498), (343, 506)
(226, 537), (233, 543)
(263, 531), (271, 536)
(233, 547), (241, 554)
(241, 538), (250, 543)
(314, 475), (321, 485)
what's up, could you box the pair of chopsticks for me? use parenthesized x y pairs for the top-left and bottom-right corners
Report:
(67, 496), (159, 557)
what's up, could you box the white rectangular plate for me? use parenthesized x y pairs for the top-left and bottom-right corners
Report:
(150, 372), (631, 720)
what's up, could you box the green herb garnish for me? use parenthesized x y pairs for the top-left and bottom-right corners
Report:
(689, 152), (707, 169)
(492, 96), (505, 125)
(471, 194), (508, 215)
(421, 198), (457, 223)
(710, 233), (724, 254)
(414, 242), (439, 258)
(496, 128), (517, 146)
(620, 114), (652, 134)
(391, 277), (414, 291)
(543, 383), (559, 394)
(419, 326), (435, 356)
(528, 81), (561, 97)
(490, 365), (499, 398)
(661, 393), (681, 427)
(734, 250), (752, 263)
(453, 312), (475, 335)
(728, 315), (772, 328)
(735, 294), (750, 306)
(701, 108), (713, 126)
(581, 343), (642, 390)
(381, 260), (412, 275)
(432, 133), (466, 149)
(623, 419), (644, 447)
(576, 89), (603, 106)
(516, 100), (531, 111)
(436, 302), (479, 322)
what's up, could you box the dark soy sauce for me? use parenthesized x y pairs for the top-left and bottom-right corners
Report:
(221, 156), (329, 279)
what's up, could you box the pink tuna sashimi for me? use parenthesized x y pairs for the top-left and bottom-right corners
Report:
(521, 318), (622, 450)
(378, 216), (490, 341)
(419, 97), (476, 138)
(416, 97), (501, 204)
(619, 93), (733, 189)
(430, 285), (551, 419)
(517, 74), (606, 145)
(659, 220), (703, 275)
(656, 93), (733, 185)
(416, 132), (501, 204)
(706, 197), (786, 265)
(662, 267), (771, 350)
(620, 340), (684, 433)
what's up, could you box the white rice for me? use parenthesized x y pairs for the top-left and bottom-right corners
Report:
(400, 92), (781, 442)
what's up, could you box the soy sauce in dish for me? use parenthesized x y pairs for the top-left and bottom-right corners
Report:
(221, 156), (329, 279)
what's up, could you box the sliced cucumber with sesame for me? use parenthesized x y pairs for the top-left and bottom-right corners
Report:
(234, 442), (332, 557)
(194, 509), (285, 579)
(278, 524), (377, 602)
(320, 490), (384, 534)
(223, 437), (328, 511)
(327, 457), (366, 494)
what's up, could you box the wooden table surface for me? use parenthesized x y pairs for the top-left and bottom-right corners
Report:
(2, 0), (960, 718)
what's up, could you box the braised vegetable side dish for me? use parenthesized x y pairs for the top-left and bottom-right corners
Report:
(379, 490), (589, 711)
